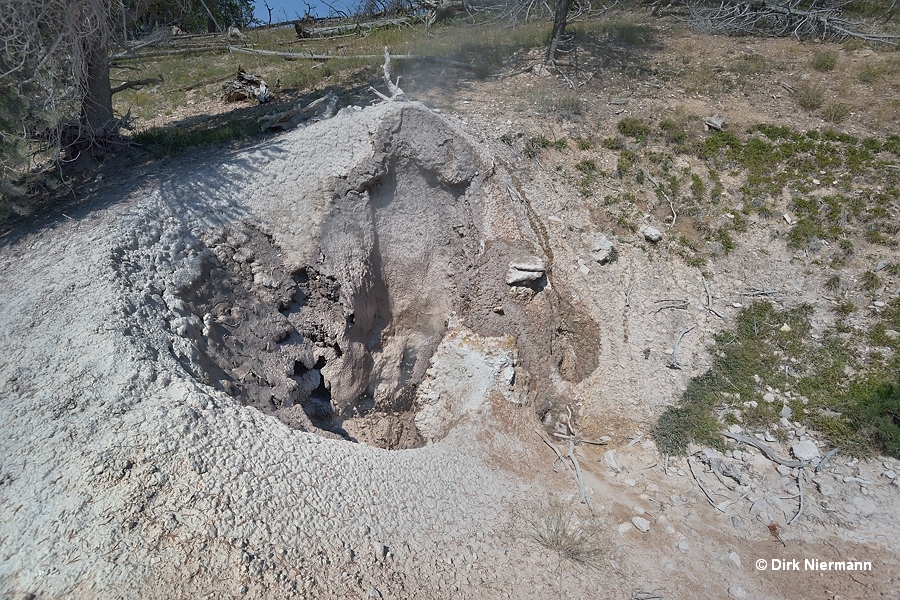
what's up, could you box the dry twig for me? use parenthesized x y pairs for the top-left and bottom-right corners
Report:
(667, 326), (694, 370)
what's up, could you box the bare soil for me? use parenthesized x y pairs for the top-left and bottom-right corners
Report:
(1, 14), (898, 600)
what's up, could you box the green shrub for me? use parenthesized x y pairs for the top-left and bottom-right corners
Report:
(617, 117), (651, 141)
(811, 50), (838, 72)
(823, 103), (851, 123)
(795, 84), (824, 111)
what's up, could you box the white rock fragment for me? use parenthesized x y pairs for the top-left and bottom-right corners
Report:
(587, 233), (615, 264)
(641, 226), (663, 243)
(617, 522), (632, 535)
(719, 551), (742, 568)
(603, 450), (621, 472)
(792, 440), (819, 461)
(632, 517), (651, 533)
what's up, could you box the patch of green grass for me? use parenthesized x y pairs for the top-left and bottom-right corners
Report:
(616, 149), (637, 177)
(573, 137), (592, 151)
(823, 102), (851, 123)
(857, 64), (881, 83)
(654, 301), (900, 457)
(575, 159), (597, 174)
(617, 117), (652, 142)
(729, 53), (768, 75)
(861, 270), (883, 293)
(811, 50), (838, 72)
(653, 302), (811, 454)
(794, 83), (825, 111)
(602, 136), (625, 150)
(134, 118), (261, 157)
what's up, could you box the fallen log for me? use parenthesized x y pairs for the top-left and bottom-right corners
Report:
(258, 91), (338, 132)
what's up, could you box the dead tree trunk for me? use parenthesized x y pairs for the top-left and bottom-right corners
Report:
(81, 37), (115, 139)
(546, 0), (571, 63)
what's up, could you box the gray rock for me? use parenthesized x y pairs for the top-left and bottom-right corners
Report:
(587, 233), (615, 264)
(641, 226), (663, 243)
(851, 496), (877, 517)
(779, 405), (793, 418)
(506, 258), (546, 285)
(631, 516), (650, 532)
(509, 258), (545, 272)
(728, 585), (749, 599)
(814, 479), (836, 496)
(603, 450), (621, 472)
(791, 440), (819, 461)
(763, 392), (776, 403)
(505, 267), (543, 285)
(875, 259), (888, 271)
(719, 550), (742, 568)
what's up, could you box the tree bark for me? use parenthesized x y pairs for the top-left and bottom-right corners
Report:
(80, 37), (114, 139)
(546, 0), (571, 63)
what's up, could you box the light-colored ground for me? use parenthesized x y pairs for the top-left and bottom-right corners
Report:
(2, 20), (899, 600)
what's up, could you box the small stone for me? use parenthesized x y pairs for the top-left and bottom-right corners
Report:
(617, 522), (632, 534)
(815, 479), (836, 496)
(763, 393), (776, 403)
(588, 233), (615, 264)
(603, 450), (620, 472)
(780, 405), (793, 418)
(368, 587), (383, 599)
(875, 260), (888, 271)
(792, 440), (819, 461)
(728, 584), (749, 599)
(632, 517), (651, 533)
(641, 226), (663, 243)
(780, 323), (792, 332)
(728, 424), (743, 434)
(505, 267), (543, 285)
(873, 301), (886, 308)
(851, 496), (877, 517)
(719, 551), (742, 568)
(632, 505), (646, 515)
(764, 431), (776, 442)
(731, 516), (742, 528)
(883, 469), (897, 479)
(677, 539), (690, 551)
(776, 464), (792, 476)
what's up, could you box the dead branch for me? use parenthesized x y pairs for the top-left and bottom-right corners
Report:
(701, 275), (725, 319)
(687, 455), (726, 511)
(815, 448), (839, 473)
(685, 0), (899, 46)
(535, 427), (574, 472)
(110, 75), (163, 94)
(569, 440), (594, 512)
(740, 287), (779, 299)
(646, 173), (676, 227)
(653, 299), (689, 314)
(373, 46), (407, 102)
(788, 468), (804, 526)
(667, 326), (694, 370)
(225, 45), (476, 70)
(259, 91), (338, 132)
(721, 431), (804, 468)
